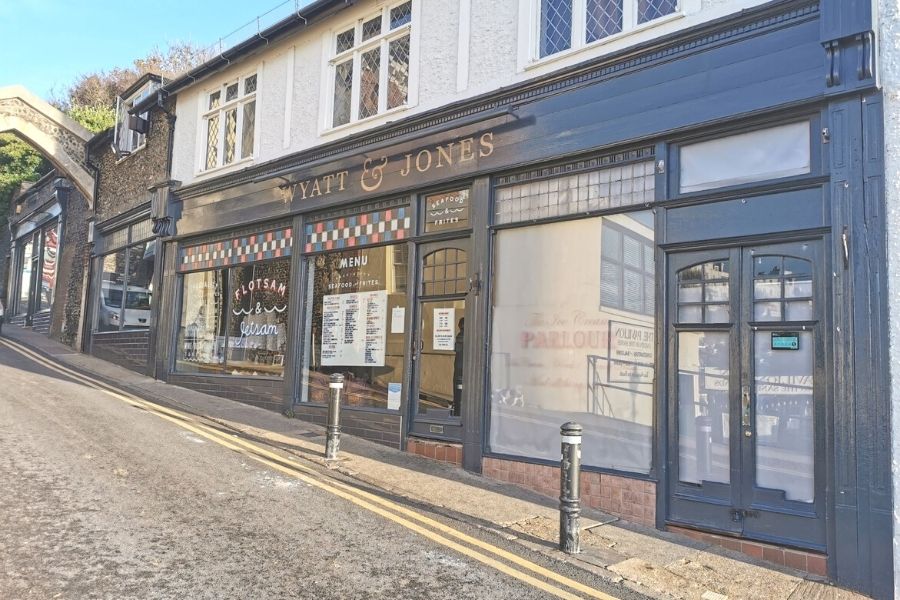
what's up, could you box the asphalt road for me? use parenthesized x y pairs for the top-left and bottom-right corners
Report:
(0, 340), (641, 600)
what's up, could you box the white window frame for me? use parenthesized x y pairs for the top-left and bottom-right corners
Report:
(198, 71), (259, 173)
(114, 83), (156, 157)
(524, 0), (700, 66)
(323, 0), (417, 131)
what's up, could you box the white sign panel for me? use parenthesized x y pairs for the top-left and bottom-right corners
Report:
(391, 306), (405, 334)
(321, 290), (388, 366)
(433, 308), (456, 351)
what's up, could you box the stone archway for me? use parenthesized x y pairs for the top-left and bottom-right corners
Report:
(0, 85), (94, 207)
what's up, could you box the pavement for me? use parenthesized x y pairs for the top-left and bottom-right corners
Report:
(0, 324), (870, 600)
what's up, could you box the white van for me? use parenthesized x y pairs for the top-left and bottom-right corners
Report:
(98, 283), (151, 330)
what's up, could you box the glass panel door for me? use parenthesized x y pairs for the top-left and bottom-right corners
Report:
(667, 241), (826, 550)
(410, 239), (470, 441)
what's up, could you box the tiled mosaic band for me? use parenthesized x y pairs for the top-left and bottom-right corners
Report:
(178, 227), (293, 272)
(304, 206), (411, 253)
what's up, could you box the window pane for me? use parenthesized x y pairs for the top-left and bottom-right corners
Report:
(494, 161), (655, 225)
(390, 1), (412, 28)
(224, 108), (237, 164)
(17, 240), (33, 315)
(302, 246), (409, 410)
(241, 100), (256, 159)
(208, 91), (220, 110)
(123, 241), (155, 328)
(754, 331), (814, 502)
(333, 60), (353, 126)
(244, 74), (257, 94)
(638, 0), (677, 24)
(362, 15), (382, 41)
(205, 115), (219, 170)
(678, 331), (730, 485)
(39, 224), (58, 311)
(336, 28), (355, 53)
(585, 0), (623, 43)
(225, 82), (238, 102)
(680, 122), (811, 193)
(489, 212), (655, 473)
(176, 270), (227, 374)
(387, 35), (410, 109)
(227, 260), (290, 377)
(98, 250), (127, 332)
(359, 47), (381, 120)
(541, 0), (573, 58)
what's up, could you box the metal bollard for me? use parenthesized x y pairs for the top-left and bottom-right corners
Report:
(325, 373), (345, 460)
(559, 422), (583, 554)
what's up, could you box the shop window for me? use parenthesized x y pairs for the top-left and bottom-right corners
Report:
(175, 259), (291, 377)
(38, 224), (59, 312)
(16, 238), (33, 316)
(202, 73), (257, 171)
(302, 245), (409, 410)
(328, 0), (413, 128)
(679, 121), (811, 193)
(494, 160), (654, 225)
(538, 0), (679, 59)
(95, 220), (156, 332)
(489, 211), (655, 473)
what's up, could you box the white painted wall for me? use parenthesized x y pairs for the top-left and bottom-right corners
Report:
(170, 0), (773, 186)
(881, 0), (900, 594)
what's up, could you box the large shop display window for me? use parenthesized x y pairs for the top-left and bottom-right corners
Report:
(175, 260), (290, 377)
(96, 220), (155, 332)
(302, 244), (409, 410)
(15, 220), (60, 316)
(489, 211), (656, 473)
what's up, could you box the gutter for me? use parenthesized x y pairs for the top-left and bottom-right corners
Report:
(130, 0), (354, 115)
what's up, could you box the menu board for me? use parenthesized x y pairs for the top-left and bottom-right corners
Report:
(321, 290), (388, 366)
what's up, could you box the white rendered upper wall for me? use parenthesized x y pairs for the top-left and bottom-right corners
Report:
(170, 0), (772, 187)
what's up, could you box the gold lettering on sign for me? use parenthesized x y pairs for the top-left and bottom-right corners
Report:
(290, 131), (497, 202)
(361, 157), (388, 192)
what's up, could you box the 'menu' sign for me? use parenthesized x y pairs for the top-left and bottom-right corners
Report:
(289, 132), (495, 202)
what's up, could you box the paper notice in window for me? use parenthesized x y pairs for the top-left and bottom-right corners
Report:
(321, 290), (387, 367)
(433, 308), (455, 351)
(391, 306), (405, 334)
(387, 383), (401, 410)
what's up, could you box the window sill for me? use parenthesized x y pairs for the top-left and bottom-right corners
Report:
(114, 144), (147, 165)
(322, 103), (414, 137)
(524, 12), (684, 73)
(194, 155), (256, 179)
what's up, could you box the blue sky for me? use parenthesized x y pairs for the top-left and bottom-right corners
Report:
(0, 0), (301, 100)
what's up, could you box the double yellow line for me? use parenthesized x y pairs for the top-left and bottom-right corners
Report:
(0, 336), (621, 600)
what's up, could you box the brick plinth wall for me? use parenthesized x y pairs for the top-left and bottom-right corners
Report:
(482, 457), (656, 527)
(667, 525), (827, 578)
(407, 437), (463, 466)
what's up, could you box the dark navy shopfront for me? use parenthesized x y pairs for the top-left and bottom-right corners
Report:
(155, 1), (890, 596)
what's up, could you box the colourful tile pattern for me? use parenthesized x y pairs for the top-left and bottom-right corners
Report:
(304, 206), (411, 253)
(178, 227), (292, 272)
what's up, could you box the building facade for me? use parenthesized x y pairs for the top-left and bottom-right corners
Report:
(57, 0), (895, 596)
(81, 74), (173, 375)
(4, 172), (90, 345)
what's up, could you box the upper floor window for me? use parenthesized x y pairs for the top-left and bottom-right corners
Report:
(115, 81), (158, 155)
(202, 73), (257, 171)
(329, 0), (413, 128)
(539, 0), (678, 58)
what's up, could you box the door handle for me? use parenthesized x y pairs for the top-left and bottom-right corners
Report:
(741, 385), (751, 430)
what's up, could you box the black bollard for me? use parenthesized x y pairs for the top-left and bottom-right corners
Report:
(325, 373), (345, 460)
(559, 422), (582, 554)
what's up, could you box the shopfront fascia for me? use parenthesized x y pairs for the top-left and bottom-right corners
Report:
(163, 1), (889, 594)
